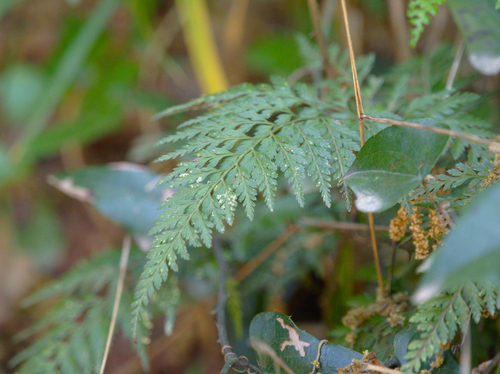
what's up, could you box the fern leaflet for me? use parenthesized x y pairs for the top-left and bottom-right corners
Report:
(403, 281), (499, 374)
(407, 0), (447, 47)
(131, 80), (360, 337)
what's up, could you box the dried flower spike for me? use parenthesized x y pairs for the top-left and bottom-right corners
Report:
(410, 206), (429, 260)
(389, 205), (410, 242)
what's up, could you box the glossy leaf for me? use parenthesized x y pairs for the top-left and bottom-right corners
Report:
(48, 163), (171, 245)
(250, 312), (362, 374)
(414, 183), (500, 303)
(448, 0), (500, 75)
(341, 119), (449, 213)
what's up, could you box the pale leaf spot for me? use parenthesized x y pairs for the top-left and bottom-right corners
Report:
(276, 317), (310, 357)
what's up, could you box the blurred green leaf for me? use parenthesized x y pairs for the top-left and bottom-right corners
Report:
(48, 163), (169, 241)
(19, 201), (65, 272)
(0, 0), (25, 20)
(0, 144), (18, 184)
(448, 0), (500, 75)
(246, 34), (303, 76)
(342, 119), (449, 213)
(414, 183), (500, 303)
(250, 312), (362, 374)
(11, 0), (121, 164)
(0, 64), (47, 124)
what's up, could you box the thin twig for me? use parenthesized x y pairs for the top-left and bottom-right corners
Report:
(339, 0), (364, 139)
(361, 114), (500, 153)
(307, 0), (335, 80)
(300, 217), (390, 231)
(386, 242), (397, 293)
(234, 224), (300, 282)
(250, 339), (296, 374)
(364, 363), (402, 374)
(100, 234), (131, 374)
(446, 38), (465, 91)
(340, 0), (384, 293)
(213, 242), (262, 374)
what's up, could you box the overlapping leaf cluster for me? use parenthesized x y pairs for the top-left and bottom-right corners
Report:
(403, 281), (499, 374)
(131, 77), (361, 335)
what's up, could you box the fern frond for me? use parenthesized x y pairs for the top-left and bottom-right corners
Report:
(400, 90), (493, 161)
(407, 0), (447, 47)
(12, 249), (150, 374)
(412, 160), (493, 203)
(132, 80), (360, 337)
(403, 281), (499, 374)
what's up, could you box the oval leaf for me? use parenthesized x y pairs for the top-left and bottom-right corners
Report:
(414, 183), (500, 303)
(250, 312), (362, 374)
(48, 163), (172, 239)
(448, 0), (500, 75)
(341, 119), (449, 213)
(393, 327), (416, 365)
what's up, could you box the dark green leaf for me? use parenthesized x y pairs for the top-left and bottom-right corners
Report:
(341, 119), (449, 213)
(250, 312), (362, 374)
(414, 183), (500, 303)
(448, 0), (500, 75)
(394, 327), (416, 365)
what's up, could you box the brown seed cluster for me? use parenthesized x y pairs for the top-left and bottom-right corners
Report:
(389, 202), (449, 260)
(389, 205), (410, 242)
(427, 209), (449, 251)
(342, 292), (409, 345)
(410, 206), (429, 260)
(337, 350), (382, 374)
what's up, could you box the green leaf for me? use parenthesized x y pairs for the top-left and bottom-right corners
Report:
(48, 163), (168, 241)
(407, 0), (446, 47)
(250, 312), (362, 374)
(12, 0), (120, 163)
(394, 327), (416, 365)
(414, 183), (500, 303)
(341, 119), (449, 213)
(448, 0), (500, 75)
(0, 64), (46, 124)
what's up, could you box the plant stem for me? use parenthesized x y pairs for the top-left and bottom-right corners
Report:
(212, 242), (262, 374)
(446, 38), (465, 91)
(339, 0), (384, 293)
(361, 114), (500, 153)
(307, 0), (335, 80)
(234, 224), (300, 282)
(100, 234), (131, 374)
(300, 217), (390, 231)
(175, 0), (229, 94)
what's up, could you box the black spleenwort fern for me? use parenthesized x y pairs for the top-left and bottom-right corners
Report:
(131, 78), (361, 335)
(402, 281), (499, 374)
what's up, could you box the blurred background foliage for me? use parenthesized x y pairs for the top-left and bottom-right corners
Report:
(0, 0), (499, 373)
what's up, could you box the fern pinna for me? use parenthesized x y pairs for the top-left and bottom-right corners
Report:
(131, 78), (360, 336)
(403, 281), (499, 373)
